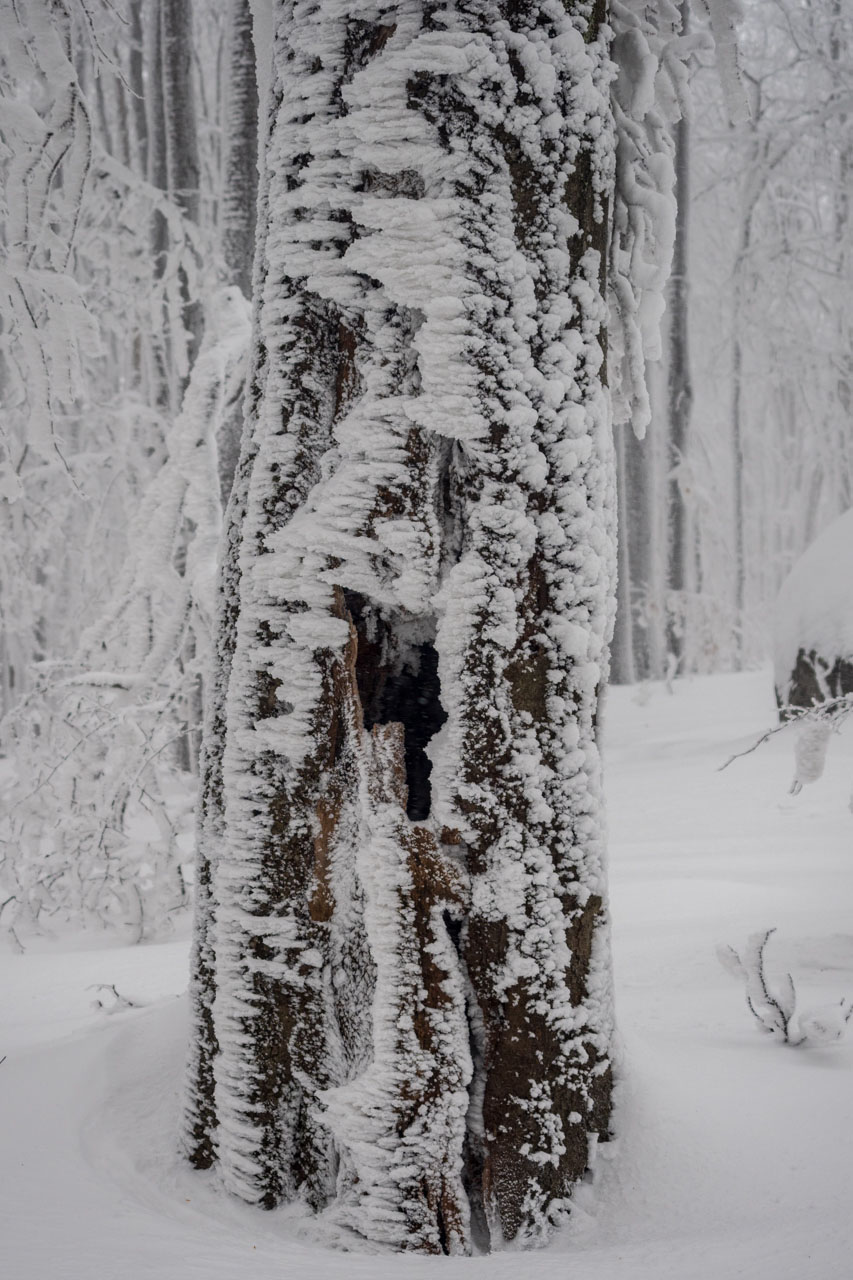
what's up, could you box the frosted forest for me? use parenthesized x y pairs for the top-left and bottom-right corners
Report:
(3, 0), (853, 1275)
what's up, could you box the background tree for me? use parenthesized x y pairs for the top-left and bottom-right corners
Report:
(666, 0), (694, 671)
(649, 0), (853, 674)
(608, 0), (691, 682)
(216, 0), (259, 504)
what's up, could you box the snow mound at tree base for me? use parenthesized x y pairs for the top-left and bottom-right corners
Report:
(4, 672), (853, 1277)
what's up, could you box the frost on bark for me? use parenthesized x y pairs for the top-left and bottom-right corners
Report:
(185, 0), (616, 1252)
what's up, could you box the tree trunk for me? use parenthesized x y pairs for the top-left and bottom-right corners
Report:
(147, 0), (203, 415)
(667, 16), (692, 669)
(613, 414), (661, 684)
(221, 0), (258, 300)
(146, 1), (171, 411)
(611, 423), (636, 684)
(731, 289), (746, 665)
(161, 0), (204, 372)
(217, 0), (259, 506)
(185, 0), (616, 1252)
(128, 0), (148, 178)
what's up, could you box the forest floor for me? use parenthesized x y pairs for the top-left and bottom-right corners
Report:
(2, 668), (853, 1279)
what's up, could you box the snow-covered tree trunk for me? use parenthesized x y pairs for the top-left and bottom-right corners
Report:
(607, 0), (688, 684)
(161, 0), (203, 371)
(611, 424), (636, 685)
(185, 0), (616, 1251)
(612, 412), (660, 683)
(221, 0), (258, 301)
(128, 0), (148, 177)
(217, 0), (259, 505)
(666, 29), (692, 667)
(146, 0), (204, 416)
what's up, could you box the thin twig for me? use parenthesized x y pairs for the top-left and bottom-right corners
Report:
(718, 724), (784, 771)
(718, 692), (853, 771)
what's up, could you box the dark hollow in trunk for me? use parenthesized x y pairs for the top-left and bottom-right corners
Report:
(345, 591), (447, 821)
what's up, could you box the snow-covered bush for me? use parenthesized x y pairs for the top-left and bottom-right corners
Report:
(718, 928), (852, 1047)
(721, 509), (853, 796)
(0, 666), (194, 944)
(725, 513), (853, 790)
(773, 508), (853, 718)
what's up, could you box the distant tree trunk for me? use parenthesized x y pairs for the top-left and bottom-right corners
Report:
(161, 0), (204, 371)
(728, 73), (767, 671)
(667, 9), (692, 669)
(217, 0), (259, 505)
(613, 416), (660, 684)
(185, 0), (615, 1253)
(221, 0), (258, 299)
(0, 485), (26, 717)
(146, 1), (171, 410)
(830, 0), (853, 512)
(612, 425), (636, 684)
(146, 0), (208, 773)
(625, 419), (658, 679)
(731, 280), (746, 664)
(128, 0), (148, 177)
(147, 0), (203, 415)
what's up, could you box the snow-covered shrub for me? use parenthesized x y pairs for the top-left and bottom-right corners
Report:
(0, 667), (194, 943)
(717, 928), (852, 1047)
(731, 509), (853, 795)
(773, 508), (853, 718)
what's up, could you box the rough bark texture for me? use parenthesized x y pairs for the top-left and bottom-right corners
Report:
(185, 0), (616, 1252)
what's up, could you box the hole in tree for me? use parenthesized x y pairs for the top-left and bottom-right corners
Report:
(344, 592), (447, 821)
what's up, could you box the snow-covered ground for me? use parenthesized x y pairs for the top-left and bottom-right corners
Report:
(3, 669), (852, 1278)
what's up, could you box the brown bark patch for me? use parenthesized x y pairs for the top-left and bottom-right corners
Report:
(564, 892), (602, 1005)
